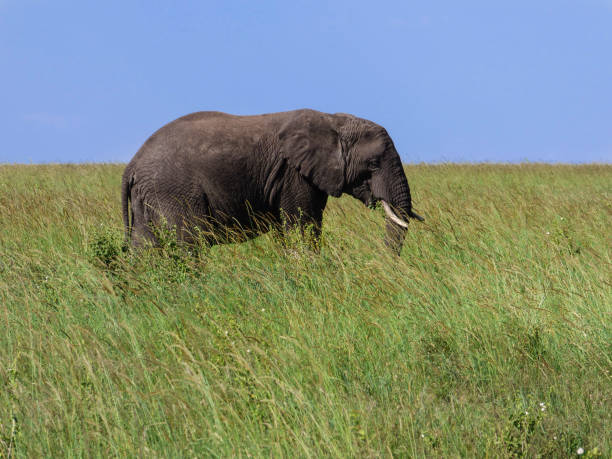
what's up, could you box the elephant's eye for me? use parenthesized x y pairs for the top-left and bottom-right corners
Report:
(367, 158), (381, 171)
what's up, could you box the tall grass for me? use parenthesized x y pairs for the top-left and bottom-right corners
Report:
(0, 163), (610, 457)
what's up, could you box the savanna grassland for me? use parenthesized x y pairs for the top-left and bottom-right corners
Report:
(0, 163), (610, 457)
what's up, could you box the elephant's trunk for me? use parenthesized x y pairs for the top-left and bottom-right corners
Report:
(382, 160), (421, 254)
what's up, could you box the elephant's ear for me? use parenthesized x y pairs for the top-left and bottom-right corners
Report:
(278, 110), (345, 197)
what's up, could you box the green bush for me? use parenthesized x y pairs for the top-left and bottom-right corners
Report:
(88, 225), (123, 267)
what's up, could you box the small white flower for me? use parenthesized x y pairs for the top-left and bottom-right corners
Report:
(246, 349), (251, 353)
(545, 231), (550, 235)
(560, 217), (564, 220)
(261, 308), (265, 312)
(525, 411), (529, 415)
(224, 330), (228, 336)
(577, 447), (584, 455)
(539, 402), (546, 411)
(421, 433), (425, 438)
(553, 436), (557, 440)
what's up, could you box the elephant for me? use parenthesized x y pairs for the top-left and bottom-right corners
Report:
(121, 109), (424, 254)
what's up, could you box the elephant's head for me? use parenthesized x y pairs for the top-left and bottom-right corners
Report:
(279, 109), (424, 254)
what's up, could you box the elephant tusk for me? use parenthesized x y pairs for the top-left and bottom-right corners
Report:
(381, 201), (410, 228)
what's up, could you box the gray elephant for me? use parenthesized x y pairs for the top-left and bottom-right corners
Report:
(122, 109), (423, 253)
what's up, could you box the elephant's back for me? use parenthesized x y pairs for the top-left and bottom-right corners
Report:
(123, 109), (317, 197)
(124, 111), (282, 212)
(126, 114), (226, 173)
(130, 111), (284, 163)
(129, 109), (324, 163)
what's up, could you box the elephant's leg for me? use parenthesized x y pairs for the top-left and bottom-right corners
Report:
(157, 191), (215, 247)
(131, 196), (156, 247)
(279, 184), (328, 250)
(277, 213), (323, 253)
(299, 218), (323, 252)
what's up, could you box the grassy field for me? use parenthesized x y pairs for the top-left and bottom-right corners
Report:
(0, 163), (610, 457)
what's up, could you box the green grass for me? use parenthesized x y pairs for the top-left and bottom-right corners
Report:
(0, 163), (610, 457)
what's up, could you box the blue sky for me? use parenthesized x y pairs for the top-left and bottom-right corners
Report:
(1, 1), (611, 163)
